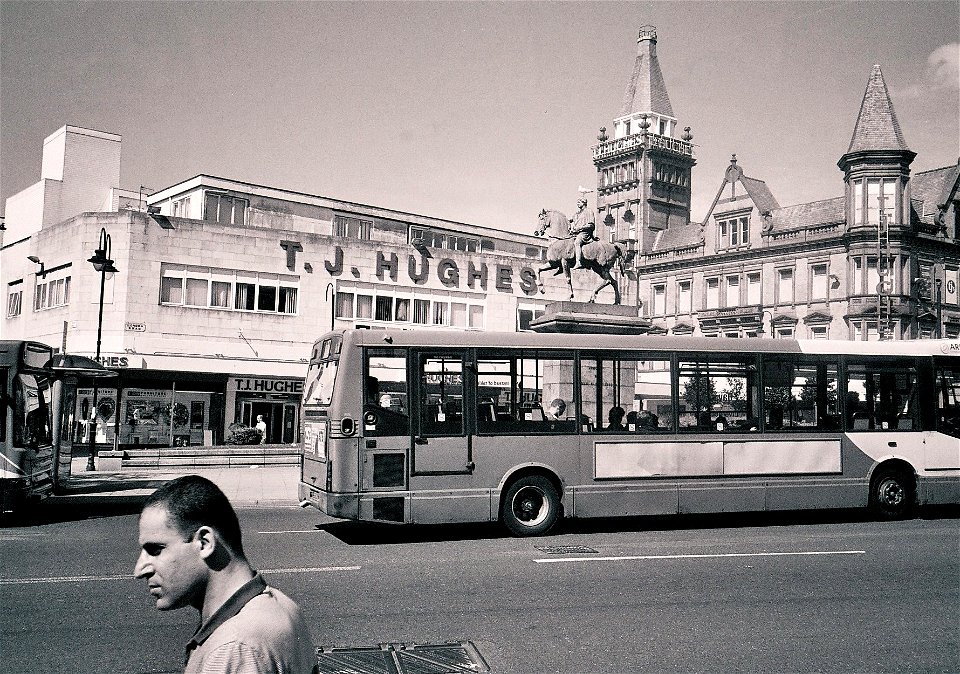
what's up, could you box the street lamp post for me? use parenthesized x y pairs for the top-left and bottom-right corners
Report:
(86, 228), (118, 471)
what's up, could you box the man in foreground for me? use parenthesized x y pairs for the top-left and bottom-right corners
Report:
(135, 475), (317, 673)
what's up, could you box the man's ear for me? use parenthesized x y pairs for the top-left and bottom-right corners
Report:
(193, 526), (218, 560)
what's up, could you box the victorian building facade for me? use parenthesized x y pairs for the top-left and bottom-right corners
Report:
(597, 28), (960, 341)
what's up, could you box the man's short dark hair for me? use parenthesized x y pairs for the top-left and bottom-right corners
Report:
(143, 475), (244, 556)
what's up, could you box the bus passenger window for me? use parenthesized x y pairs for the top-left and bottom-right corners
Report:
(365, 350), (409, 437)
(845, 362), (918, 432)
(419, 354), (464, 437)
(762, 359), (838, 431)
(475, 351), (575, 435)
(936, 365), (960, 437)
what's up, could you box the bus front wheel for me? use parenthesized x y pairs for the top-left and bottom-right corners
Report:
(870, 467), (915, 520)
(501, 475), (560, 537)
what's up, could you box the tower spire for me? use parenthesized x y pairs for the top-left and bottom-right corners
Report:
(846, 64), (910, 154)
(619, 25), (674, 119)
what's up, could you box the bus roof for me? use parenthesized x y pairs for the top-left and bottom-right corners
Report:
(323, 330), (960, 358)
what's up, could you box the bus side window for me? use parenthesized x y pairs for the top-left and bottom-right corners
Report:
(418, 354), (464, 437)
(365, 350), (410, 437)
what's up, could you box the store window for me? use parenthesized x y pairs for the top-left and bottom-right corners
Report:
(810, 263), (829, 301)
(705, 277), (720, 309)
(335, 215), (373, 240)
(677, 280), (692, 315)
(204, 193), (247, 225)
(34, 271), (71, 311)
(652, 284), (666, 315)
(777, 268), (794, 304)
(7, 281), (23, 318)
(725, 275), (740, 307)
(172, 196), (191, 218)
(746, 272), (761, 305)
(161, 265), (298, 315)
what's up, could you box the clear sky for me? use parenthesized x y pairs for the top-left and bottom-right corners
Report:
(1, 1), (957, 235)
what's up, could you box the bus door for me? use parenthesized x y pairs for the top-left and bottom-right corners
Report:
(412, 352), (473, 475)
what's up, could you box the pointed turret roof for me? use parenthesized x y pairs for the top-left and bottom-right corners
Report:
(846, 64), (910, 153)
(619, 26), (674, 118)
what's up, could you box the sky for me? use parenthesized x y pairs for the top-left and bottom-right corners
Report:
(1, 1), (957, 235)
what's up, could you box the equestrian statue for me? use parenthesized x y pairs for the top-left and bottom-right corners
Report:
(534, 195), (629, 305)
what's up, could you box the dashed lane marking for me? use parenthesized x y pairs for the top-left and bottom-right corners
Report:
(534, 550), (866, 563)
(0, 566), (361, 585)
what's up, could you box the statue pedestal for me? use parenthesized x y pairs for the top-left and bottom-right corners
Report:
(529, 301), (651, 335)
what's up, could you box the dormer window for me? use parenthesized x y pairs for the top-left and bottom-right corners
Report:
(718, 215), (750, 249)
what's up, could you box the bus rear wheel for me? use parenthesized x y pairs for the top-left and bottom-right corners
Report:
(501, 475), (560, 537)
(870, 467), (915, 520)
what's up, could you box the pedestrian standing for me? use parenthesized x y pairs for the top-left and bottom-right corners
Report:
(134, 475), (317, 673)
(255, 415), (267, 444)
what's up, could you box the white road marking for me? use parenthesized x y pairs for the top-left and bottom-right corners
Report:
(0, 566), (361, 585)
(262, 566), (361, 574)
(534, 550), (866, 564)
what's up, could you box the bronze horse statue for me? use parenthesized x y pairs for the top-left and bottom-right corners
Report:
(534, 209), (628, 304)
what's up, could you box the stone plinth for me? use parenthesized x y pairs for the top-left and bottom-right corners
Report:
(529, 301), (651, 335)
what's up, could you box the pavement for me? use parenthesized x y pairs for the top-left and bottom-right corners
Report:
(47, 456), (303, 508)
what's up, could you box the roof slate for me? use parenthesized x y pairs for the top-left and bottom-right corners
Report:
(740, 176), (780, 214)
(912, 165), (959, 215)
(619, 35), (674, 118)
(768, 197), (845, 231)
(846, 65), (910, 153)
(651, 223), (703, 252)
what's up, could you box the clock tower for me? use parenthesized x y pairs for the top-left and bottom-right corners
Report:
(593, 26), (695, 253)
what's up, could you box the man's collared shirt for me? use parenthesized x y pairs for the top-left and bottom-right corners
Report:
(185, 573), (316, 674)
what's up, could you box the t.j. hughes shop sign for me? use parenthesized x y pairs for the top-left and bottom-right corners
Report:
(280, 242), (542, 296)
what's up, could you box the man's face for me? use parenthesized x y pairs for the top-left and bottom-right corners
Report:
(135, 505), (207, 611)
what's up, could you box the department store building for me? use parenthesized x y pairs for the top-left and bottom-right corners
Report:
(1, 127), (593, 449)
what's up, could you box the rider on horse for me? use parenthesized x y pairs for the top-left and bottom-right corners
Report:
(569, 196), (597, 269)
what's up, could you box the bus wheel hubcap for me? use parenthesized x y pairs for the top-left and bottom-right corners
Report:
(513, 487), (547, 526)
(879, 479), (903, 507)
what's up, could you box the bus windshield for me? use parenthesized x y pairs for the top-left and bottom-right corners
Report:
(304, 336), (342, 407)
(14, 372), (53, 449)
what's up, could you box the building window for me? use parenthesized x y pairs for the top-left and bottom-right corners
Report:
(172, 196), (191, 218)
(777, 268), (794, 304)
(705, 277), (720, 309)
(810, 325), (828, 340)
(6, 282), (23, 318)
(652, 284), (666, 315)
(853, 256), (881, 295)
(336, 288), (483, 329)
(774, 326), (794, 339)
(810, 263), (828, 301)
(854, 181), (863, 224)
(853, 321), (880, 342)
(866, 179), (895, 225)
(335, 215), (373, 240)
(677, 280), (692, 315)
(34, 274), (70, 311)
(725, 275), (740, 307)
(413, 299), (430, 324)
(746, 272), (761, 305)
(518, 306), (545, 331)
(204, 193), (247, 225)
(160, 265), (297, 315)
(718, 216), (749, 249)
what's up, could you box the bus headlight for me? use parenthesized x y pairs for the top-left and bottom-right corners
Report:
(340, 416), (356, 436)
